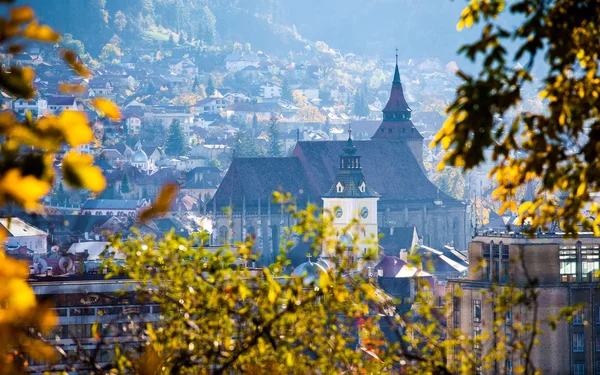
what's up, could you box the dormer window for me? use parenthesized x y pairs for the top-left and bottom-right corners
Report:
(336, 182), (344, 193)
(359, 181), (366, 193)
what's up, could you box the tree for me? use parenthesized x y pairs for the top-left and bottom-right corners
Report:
(113, 10), (127, 33)
(323, 116), (332, 136)
(433, 0), (600, 236)
(120, 174), (131, 194)
(141, 119), (165, 147)
(206, 75), (215, 97)
(99, 43), (123, 62)
(60, 33), (85, 56)
(166, 119), (187, 156)
(251, 113), (259, 137)
(266, 114), (283, 157)
(353, 87), (369, 118)
(281, 78), (292, 101)
(431, 166), (466, 200)
(0, 3), (115, 373)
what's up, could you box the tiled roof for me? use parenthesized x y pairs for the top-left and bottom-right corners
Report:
(212, 157), (313, 208)
(292, 140), (461, 205)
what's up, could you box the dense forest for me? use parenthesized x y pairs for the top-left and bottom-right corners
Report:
(19, 0), (480, 62)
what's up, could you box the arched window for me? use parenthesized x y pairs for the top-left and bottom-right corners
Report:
(219, 226), (228, 241)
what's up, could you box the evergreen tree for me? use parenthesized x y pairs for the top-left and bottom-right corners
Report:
(166, 119), (187, 156)
(192, 77), (199, 92)
(168, 33), (176, 47)
(251, 113), (259, 137)
(121, 174), (131, 194)
(266, 114), (283, 157)
(323, 116), (331, 136)
(353, 88), (369, 118)
(281, 79), (292, 101)
(206, 75), (215, 97)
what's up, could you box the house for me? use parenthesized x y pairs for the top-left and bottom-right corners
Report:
(224, 53), (260, 72)
(81, 199), (147, 216)
(226, 102), (280, 119)
(189, 144), (229, 160)
(169, 58), (198, 77)
(0, 217), (47, 254)
(194, 97), (228, 115)
(260, 83), (282, 99)
(125, 115), (142, 135)
(88, 79), (113, 97)
(13, 98), (47, 117)
(291, 84), (319, 101)
(47, 96), (78, 114)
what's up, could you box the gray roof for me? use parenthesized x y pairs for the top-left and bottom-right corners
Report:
(82, 199), (140, 210)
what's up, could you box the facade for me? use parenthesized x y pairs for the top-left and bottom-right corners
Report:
(321, 131), (379, 265)
(47, 96), (78, 114)
(0, 217), (47, 254)
(13, 98), (48, 117)
(27, 278), (159, 372)
(260, 83), (282, 99)
(81, 199), (146, 216)
(448, 234), (600, 375)
(224, 53), (260, 72)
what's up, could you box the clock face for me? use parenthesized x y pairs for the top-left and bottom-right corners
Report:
(335, 207), (343, 218)
(361, 207), (369, 218)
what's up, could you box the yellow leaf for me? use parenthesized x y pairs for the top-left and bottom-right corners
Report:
(457, 19), (465, 31)
(518, 202), (532, 215)
(138, 183), (178, 223)
(0, 169), (50, 209)
(62, 152), (106, 192)
(577, 182), (587, 197)
(59, 110), (92, 146)
(23, 21), (60, 43)
(10, 6), (34, 24)
(464, 14), (474, 28)
(60, 49), (92, 78)
(6, 279), (36, 313)
(268, 288), (276, 304)
(93, 98), (122, 121)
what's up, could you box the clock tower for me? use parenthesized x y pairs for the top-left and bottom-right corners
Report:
(322, 128), (379, 264)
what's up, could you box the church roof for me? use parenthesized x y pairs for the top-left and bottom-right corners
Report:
(292, 140), (461, 205)
(382, 63), (411, 113)
(372, 58), (422, 140)
(212, 157), (314, 208)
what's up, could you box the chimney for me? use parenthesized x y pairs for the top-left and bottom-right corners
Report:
(399, 249), (407, 262)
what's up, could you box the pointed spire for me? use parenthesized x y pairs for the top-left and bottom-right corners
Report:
(343, 124), (356, 156)
(393, 47), (400, 84)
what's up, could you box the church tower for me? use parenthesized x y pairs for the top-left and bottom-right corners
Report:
(322, 129), (379, 264)
(372, 52), (424, 168)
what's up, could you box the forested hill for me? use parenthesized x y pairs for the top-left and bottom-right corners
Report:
(20, 0), (474, 62)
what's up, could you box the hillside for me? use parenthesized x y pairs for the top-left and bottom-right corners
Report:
(20, 0), (477, 62)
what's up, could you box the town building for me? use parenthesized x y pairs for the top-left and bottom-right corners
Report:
(321, 130), (379, 267)
(81, 199), (147, 217)
(0, 217), (48, 254)
(448, 233), (600, 375)
(210, 60), (467, 264)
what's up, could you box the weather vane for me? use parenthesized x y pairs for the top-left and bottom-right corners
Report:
(395, 47), (399, 63)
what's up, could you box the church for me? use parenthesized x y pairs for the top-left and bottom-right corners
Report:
(210, 59), (467, 264)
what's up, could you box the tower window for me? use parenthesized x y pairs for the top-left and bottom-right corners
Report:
(359, 181), (366, 193)
(381, 128), (384, 132)
(336, 182), (344, 193)
(388, 128), (393, 133)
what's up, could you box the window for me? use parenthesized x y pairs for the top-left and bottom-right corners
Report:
(473, 299), (482, 323)
(596, 306), (600, 324)
(596, 335), (600, 352)
(559, 246), (578, 282)
(492, 244), (500, 280)
(574, 362), (585, 375)
(482, 243), (491, 281)
(473, 326), (481, 349)
(501, 245), (510, 282)
(574, 309), (585, 325)
(506, 309), (512, 326)
(581, 245), (600, 282)
(388, 128), (392, 133)
(596, 360), (600, 375)
(453, 296), (461, 328)
(573, 332), (585, 352)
